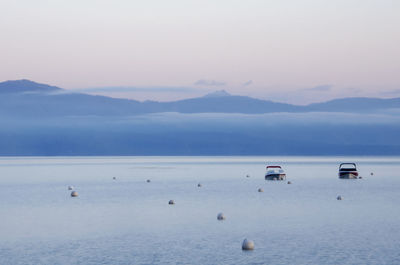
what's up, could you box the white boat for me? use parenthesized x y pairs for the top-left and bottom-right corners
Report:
(338, 163), (359, 179)
(265, 166), (286, 180)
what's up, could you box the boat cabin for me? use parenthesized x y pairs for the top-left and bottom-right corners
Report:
(338, 163), (359, 179)
(265, 165), (286, 180)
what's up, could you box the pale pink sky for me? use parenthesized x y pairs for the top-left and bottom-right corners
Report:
(1, 0), (399, 103)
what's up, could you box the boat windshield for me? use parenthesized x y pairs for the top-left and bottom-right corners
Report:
(266, 168), (285, 174)
(339, 163), (357, 171)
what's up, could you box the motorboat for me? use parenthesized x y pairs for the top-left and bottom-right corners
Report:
(338, 163), (358, 179)
(265, 166), (286, 180)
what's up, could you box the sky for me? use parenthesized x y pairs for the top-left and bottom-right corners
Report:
(1, 0), (399, 104)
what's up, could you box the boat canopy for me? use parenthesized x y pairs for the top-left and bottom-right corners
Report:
(339, 163), (357, 171)
(266, 165), (284, 174)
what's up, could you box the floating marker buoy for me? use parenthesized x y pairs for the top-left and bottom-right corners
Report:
(287, 181), (292, 184)
(197, 183), (202, 187)
(217, 212), (226, 220)
(242, 239), (255, 250)
(258, 188), (264, 192)
(337, 195), (342, 200)
(147, 179), (151, 183)
(71, 191), (78, 197)
(168, 200), (175, 205)
(68, 186), (74, 190)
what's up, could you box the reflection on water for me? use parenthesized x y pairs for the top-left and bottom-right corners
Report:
(0, 156), (400, 264)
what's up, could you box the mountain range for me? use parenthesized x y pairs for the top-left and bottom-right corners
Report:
(1, 79), (399, 155)
(1, 79), (400, 117)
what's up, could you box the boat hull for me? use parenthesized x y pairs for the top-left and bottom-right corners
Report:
(338, 172), (358, 179)
(265, 174), (286, 180)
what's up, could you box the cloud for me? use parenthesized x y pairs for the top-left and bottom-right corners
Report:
(304, 84), (333, 92)
(73, 86), (198, 93)
(346, 87), (363, 94)
(380, 89), (400, 96)
(242, 80), (253, 86)
(137, 111), (400, 126)
(194, 79), (226, 86)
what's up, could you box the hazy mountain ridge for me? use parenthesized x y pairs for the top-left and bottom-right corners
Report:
(0, 79), (61, 94)
(1, 79), (400, 117)
(1, 80), (400, 155)
(202, 90), (232, 98)
(307, 97), (400, 112)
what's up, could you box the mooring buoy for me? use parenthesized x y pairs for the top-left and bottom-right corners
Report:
(146, 179), (151, 183)
(217, 212), (226, 220)
(71, 191), (79, 197)
(113, 177), (116, 180)
(242, 239), (255, 250)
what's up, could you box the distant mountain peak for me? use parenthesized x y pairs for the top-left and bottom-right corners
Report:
(203, 90), (232, 98)
(0, 79), (62, 94)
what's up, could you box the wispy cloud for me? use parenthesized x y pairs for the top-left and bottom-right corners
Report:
(74, 86), (198, 93)
(304, 84), (333, 92)
(346, 87), (363, 94)
(242, 80), (253, 86)
(380, 89), (400, 96)
(194, 79), (226, 86)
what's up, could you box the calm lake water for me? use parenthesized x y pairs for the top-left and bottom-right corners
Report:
(0, 156), (400, 265)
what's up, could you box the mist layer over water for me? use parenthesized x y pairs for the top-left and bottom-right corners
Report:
(1, 112), (400, 155)
(0, 156), (399, 264)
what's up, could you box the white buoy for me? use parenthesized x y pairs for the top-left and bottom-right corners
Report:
(71, 191), (79, 197)
(242, 239), (255, 250)
(198, 183), (202, 187)
(168, 200), (175, 205)
(68, 186), (74, 190)
(287, 181), (292, 184)
(147, 179), (151, 183)
(337, 195), (342, 200)
(217, 212), (226, 220)
(258, 188), (264, 192)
